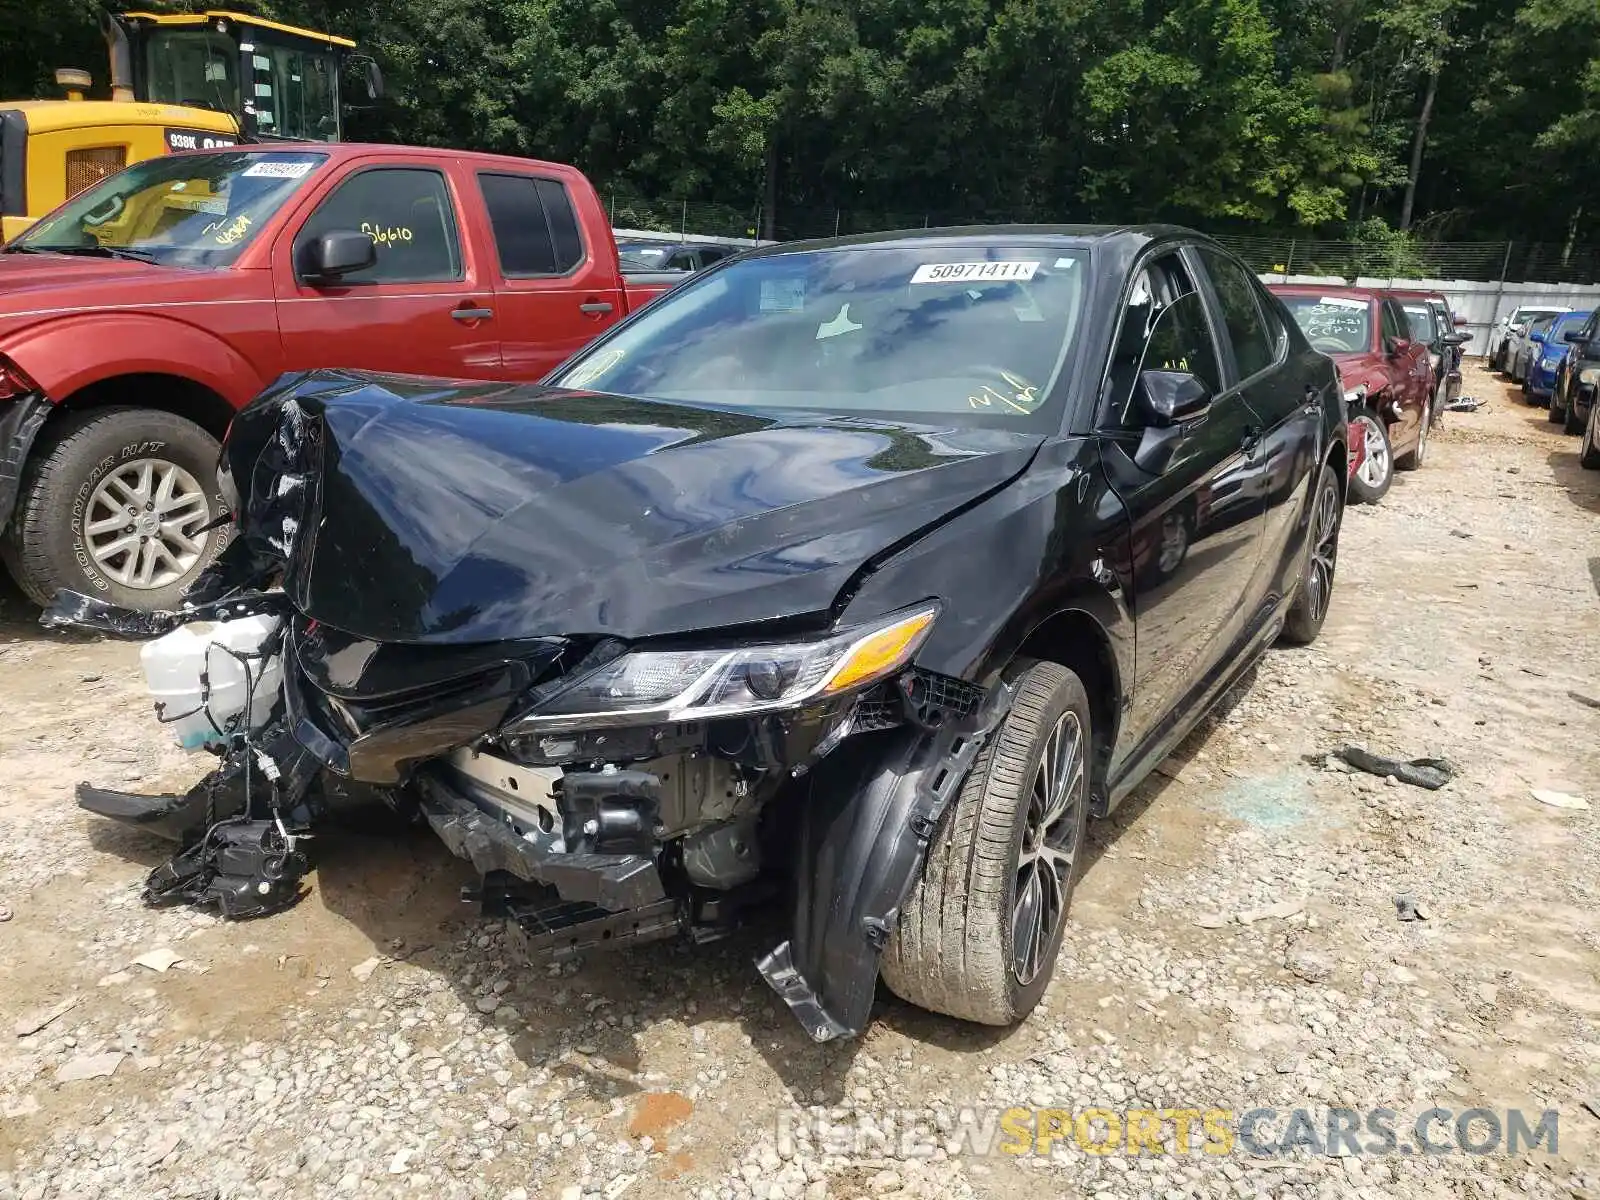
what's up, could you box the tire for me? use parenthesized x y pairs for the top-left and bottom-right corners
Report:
(1280, 463), (1342, 646)
(0, 408), (227, 610)
(1581, 401), (1600, 470)
(882, 659), (1092, 1026)
(1565, 395), (1586, 435)
(1395, 400), (1430, 470)
(1346, 405), (1392, 503)
(1549, 386), (1567, 425)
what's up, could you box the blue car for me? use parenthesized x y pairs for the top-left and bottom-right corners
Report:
(1527, 310), (1593, 403)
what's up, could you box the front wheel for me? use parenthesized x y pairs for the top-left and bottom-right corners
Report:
(882, 659), (1092, 1026)
(1549, 387), (1567, 425)
(1396, 400), (1431, 470)
(0, 408), (227, 610)
(1564, 394), (1587, 435)
(1346, 405), (1393, 503)
(1280, 463), (1342, 645)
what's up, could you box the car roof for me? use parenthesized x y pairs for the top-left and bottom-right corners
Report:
(1383, 288), (1448, 304)
(740, 223), (1206, 260)
(1268, 283), (1380, 305)
(165, 141), (587, 177)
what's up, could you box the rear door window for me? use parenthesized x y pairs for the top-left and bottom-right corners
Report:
(1197, 247), (1275, 379)
(1106, 252), (1222, 427)
(478, 173), (587, 277)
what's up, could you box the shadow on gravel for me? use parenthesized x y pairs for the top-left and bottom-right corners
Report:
(1545, 449), (1600, 518)
(0, 573), (92, 648)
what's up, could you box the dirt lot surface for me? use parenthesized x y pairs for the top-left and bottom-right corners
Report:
(1, 362), (1598, 1200)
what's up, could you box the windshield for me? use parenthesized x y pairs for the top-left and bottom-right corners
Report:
(9, 151), (326, 267)
(1278, 295), (1372, 354)
(144, 30), (240, 116)
(1401, 304), (1438, 343)
(1550, 313), (1589, 340)
(552, 245), (1091, 426)
(1513, 308), (1563, 326)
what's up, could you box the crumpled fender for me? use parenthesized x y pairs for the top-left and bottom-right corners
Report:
(757, 682), (1013, 1042)
(2, 312), (265, 407)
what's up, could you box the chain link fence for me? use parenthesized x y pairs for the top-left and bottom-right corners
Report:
(604, 191), (1600, 286)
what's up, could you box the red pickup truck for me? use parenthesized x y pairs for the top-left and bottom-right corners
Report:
(0, 144), (679, 610)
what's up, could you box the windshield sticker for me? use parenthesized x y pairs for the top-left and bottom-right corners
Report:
(815, 303), (864, 340)
(166, 194), (228, 215)
(760, 278), (806, 313)
(242, 160), (315, 179)
(968, 371), (1040, 414)
(361, 222), (413, 247)
(911, 261), (1039, 284)
(1317, 296), (1367, 310)
(1054, 257), (1078, 269)
(563, 347), (626, 389)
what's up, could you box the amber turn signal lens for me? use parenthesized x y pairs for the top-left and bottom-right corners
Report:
(823, 608), (937, 694)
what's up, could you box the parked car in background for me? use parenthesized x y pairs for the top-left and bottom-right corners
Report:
(1271, 285), (1434, 503)
(1512, 314), (1557, 386)
(58, 226), (1349, 1043)
(1388, 289), (1469, 418)
(1525, 310), (1591, 404)
(615, 240), (739, 273)
(1490, 305), (1568, 371)
(1551, 308), (1600, 435)
(0, 144), (684, 612)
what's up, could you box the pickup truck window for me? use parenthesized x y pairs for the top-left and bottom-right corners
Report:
(5, 150), (326, 267)
(478, 173), (587, 277)
(294, 167), (462, 284)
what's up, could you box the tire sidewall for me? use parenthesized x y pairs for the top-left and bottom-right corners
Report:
(992, 663), (1093, 1019)
(23, 411), (226, 609)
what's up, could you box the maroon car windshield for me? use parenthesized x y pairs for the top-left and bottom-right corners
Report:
(1278, 295), (1372, 354)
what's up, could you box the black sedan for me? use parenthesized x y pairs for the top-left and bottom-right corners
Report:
(57, 226), (1347, 1043)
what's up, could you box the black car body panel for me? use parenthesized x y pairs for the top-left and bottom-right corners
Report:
(55, 225), (1345, 1043)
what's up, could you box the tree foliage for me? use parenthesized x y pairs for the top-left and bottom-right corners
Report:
(3, 0), (1597, 243)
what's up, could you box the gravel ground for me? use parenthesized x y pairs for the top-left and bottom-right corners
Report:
(1, 363), (1597, 1200)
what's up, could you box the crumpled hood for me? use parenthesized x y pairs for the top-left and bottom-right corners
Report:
(226, 371), (1042, 644)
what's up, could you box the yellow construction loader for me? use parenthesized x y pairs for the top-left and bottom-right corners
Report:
(1, 9), (377, 242)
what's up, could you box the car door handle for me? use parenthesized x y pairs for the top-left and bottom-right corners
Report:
(579, 301), (615, 315)
(451, 306), (494, 322)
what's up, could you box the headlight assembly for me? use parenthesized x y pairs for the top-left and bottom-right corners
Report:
(510, 604), (940, 731)
(1579, 367), (1600, 387)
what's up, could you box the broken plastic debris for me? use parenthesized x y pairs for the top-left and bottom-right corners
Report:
(1531, 789), (1589, 811)
(1336, 746), (1454, 790)
(132, 947), (185, 973)
(1444, 395), (1484, 412)
(55, 1051), (126, 1083)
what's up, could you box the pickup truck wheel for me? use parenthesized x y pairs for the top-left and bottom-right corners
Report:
(1345, 405), (1392, 503)
(1279, 464), (1342, 646)
(881, 659), (1091, 1026)
(1, 408), (226, 610)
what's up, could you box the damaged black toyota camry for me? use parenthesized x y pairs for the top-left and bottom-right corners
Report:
(48, 226), (1346, 1043)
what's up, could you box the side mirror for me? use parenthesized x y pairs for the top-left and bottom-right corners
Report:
(1443, 332), (1471, 347)
(299, 230), (375, 282)
(1131, 370), (1211, 474)
(1384, 336), (1412, 357)
(1564, 329), (1586, 343)
(1530, 331), (1546, 344)
(364, 61), (385, 102)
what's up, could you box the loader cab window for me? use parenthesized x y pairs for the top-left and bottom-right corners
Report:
(144, 31), (241, 116)
(248, 43), (340, 142)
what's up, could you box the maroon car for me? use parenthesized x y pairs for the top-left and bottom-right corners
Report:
(1269, 285), (1435, 502)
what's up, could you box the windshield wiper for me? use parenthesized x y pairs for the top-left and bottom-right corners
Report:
(34, 245), (158, 264)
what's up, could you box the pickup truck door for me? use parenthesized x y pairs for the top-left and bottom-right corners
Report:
(272, 158), (502, 379)
(473, 170), (626, 379)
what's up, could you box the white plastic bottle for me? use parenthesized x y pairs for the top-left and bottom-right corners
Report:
(139, 616), (285, 751)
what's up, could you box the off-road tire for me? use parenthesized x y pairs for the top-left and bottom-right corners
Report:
(0, 408), (226, 610)
(882, 659), (1091, 1026)
(1280, 464), (1342, 646)
(1346, 404), (1392, 504)
(1581, 402), (1600, 470)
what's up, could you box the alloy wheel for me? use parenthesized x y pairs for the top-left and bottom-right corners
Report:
(1011, 710), (1086, 986)
(1304, 475), (1340, 623)
(1352, 414), (1389, 489)
(84, 458), (214, 590)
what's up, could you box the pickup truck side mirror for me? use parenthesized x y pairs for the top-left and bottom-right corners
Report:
(1132, 369), (1212, 474)
(300, 231), (376, 282)
(1384, 336), (1413, 357)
